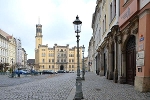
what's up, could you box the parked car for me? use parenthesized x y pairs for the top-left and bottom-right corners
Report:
(51, 70), (57, 74)
(42, 70), (54, 74)
(69, 71), (75, 73)
(31, 70), (39, 75)
(65, 71), (69, 73)
(14, 69), (30, 75)
(57, 70), (66, 73)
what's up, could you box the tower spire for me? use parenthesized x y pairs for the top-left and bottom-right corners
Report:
(38, 16), (40, 24)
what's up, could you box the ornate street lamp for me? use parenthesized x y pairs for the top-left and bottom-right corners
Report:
(82, 45), (85, 80)
(73, 15), (84, 100)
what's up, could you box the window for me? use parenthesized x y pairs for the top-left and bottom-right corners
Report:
(52, 59), (54, 62)
(42, 49), (45, 51)
(124, 0), (129, 4)
(49, 65), (51, 68)
(49, 53), (54, 57)
(69, 59), (71, 62)
(114, 0), (116, 16)
(43, 59), (45, 63)
(52, 65), (54, 68)
(61, 59), (63, 62)
(43, 65), (44, 69)
(110, 3), (112, 21)
(103, 20), (104, 34)
(42, 53), (45, 57)
(111, 0), (116, 20)
(64, 59), (66, 62)
(72, 65), (74, 68)
(57, 59), (59, 62)
(72, 59), (74, 62)
(49, 59), (51, 62)
(105, 15), (106, 32)
(69, 65), (71, 68)
(64, 54), (66, 57)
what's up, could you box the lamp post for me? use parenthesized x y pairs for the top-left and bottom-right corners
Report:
(73, 15), (84, 100)
(11, 58), (14, 78)
(82, 45), (85, 80)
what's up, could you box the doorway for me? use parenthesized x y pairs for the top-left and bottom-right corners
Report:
(126, 35), (136, 85)
(60, 65), (64, 70)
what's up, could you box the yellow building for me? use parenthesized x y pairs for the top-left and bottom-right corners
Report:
(35, 23), (83, 72)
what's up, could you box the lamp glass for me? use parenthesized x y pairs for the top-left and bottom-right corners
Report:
(73, 15), (82, 33)
(74, 24), (81, 33)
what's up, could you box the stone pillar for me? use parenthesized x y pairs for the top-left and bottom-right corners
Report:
(117, 35), (123, 83)
(118, 51), (126, 84)
(108, 43), (113, 80)
(99, 49), (104, 76)
(106, 48), (109, 79)
(113, 36), (118, 83)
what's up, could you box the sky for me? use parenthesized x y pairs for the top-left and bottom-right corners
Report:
(0, 0), (96, 59)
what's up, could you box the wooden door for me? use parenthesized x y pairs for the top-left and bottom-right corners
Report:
(126, 36), (136, 85)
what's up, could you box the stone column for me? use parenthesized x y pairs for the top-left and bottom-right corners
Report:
(106, 44), (109, 79)
(108, 42), (113, 80)
(97, 53), (100, 75)
(99, 48), (104, 76)
(113, 35), (118, 83)
(118, 50), (126, 84)
(117, 35), (122, 80)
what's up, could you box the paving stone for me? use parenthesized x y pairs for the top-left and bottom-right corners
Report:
(0, 72), (150, 100)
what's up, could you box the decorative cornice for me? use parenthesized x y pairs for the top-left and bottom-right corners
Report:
(111, 25), (119, 33)
(124, 27), (130, 35)
(132, 28), (138, 34)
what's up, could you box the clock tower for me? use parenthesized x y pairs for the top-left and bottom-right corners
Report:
(35, 23), (43, 49)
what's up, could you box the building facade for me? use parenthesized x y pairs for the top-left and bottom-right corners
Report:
(7, 36), (16, 68)
(0, 29), (10, 71)
(90, 0), (150, 92)
(15, 38), (22, 68)
(0, 29), (28, 72)
(22, 48), (27, 68)
(119, 0), (150, 92)
(88, 36), (95, 72)
(35, 23), (83, 72)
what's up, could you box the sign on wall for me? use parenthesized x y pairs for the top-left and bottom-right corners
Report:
(139, 43), (144, 51)
(136, 51), (145, 67)
(119, 0), (138, 26)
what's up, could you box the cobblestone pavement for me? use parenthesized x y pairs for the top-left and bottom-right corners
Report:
(81, 72), (150, 100)
(0, 72), (150, 100)
(0, 74), (57, 87)
(0, 73), (76, 100)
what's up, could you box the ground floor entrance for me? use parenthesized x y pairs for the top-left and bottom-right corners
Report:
(126, 35), (136, 85)
(60, 65), (64, 70)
